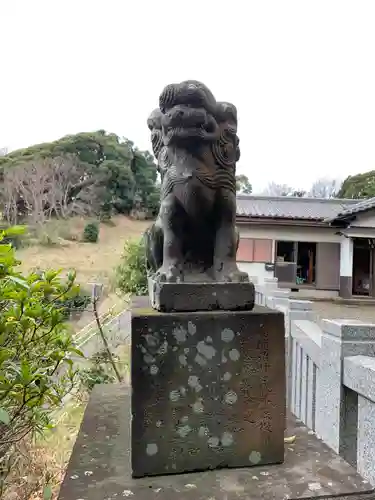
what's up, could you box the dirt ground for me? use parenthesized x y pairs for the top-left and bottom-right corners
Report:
(311, 301), (375, 324)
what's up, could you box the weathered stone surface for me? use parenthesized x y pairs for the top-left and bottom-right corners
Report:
(58, 384), (375, 500)
(148, 278), (255, 312)
(131, 304), (285, 477)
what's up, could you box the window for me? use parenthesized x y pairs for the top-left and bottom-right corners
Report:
(237, 238), (273, 263)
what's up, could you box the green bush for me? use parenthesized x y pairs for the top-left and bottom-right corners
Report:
(0, 226), (83, 491)
(83, 222), (99, 243)
(56, 287), (91, 318)
(78, 350), (118, 391)
(115, 238), (148, 296)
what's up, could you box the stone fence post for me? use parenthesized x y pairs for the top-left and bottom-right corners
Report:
(316, 320), (375, 468)
(285, 300), (314, 407)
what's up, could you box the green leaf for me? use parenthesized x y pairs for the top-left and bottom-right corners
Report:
(43, 484), (52, 500)
(0, 408), (10, 425)
(68, 347), (85, 358)
(4, 225), (27, 236)
(7, 276), (30, 289)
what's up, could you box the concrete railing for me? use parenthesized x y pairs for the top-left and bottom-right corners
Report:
(256, 277), (375, 486)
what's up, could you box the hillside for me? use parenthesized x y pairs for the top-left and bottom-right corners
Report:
(17, 215), (150, 283)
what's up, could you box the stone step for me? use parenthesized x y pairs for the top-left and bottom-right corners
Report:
(58, 385), (374, 500)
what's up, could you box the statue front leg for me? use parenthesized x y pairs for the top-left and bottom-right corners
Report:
(156, 194), (185, 283)
(213, 190), (249, 282)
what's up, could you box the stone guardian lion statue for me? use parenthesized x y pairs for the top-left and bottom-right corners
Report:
(145, 80), (248, 285)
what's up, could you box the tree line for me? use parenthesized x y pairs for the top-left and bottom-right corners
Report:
(0, 131), (160, 227)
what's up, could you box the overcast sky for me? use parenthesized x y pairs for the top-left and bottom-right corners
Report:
(2, 1), (375, 192)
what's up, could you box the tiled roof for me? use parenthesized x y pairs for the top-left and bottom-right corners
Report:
(331, 196), (375, 220)
(236, 195), (359, 221)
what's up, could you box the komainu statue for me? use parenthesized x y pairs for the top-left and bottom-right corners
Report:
(145, 80), (249, 285)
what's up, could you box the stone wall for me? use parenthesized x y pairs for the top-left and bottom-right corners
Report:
(255, 278), (375, 486)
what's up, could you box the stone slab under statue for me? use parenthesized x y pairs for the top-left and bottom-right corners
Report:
(148, 278), (255, 312)
(144, 80), (255, 312)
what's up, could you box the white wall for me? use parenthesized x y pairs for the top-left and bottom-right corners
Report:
(350, 210), (375, 228)
(238, 262), (274, 282)
(239, 224), (341, 243)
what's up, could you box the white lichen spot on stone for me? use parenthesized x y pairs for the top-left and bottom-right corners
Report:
(206, 336), (213, 343)
(122, 489), (134, 496)
(223, 372), (232, 381)
(143, 354), (155, 364)
(84, 470), (93, 476)
(221, 328), (235, 343)
(249, 451), (262, 464)
(156, 420), (162, 427)
(146, 443), (158, 456)
(229, 348), (240, 361)
(158, 340), (168, 355)
(70, 474), (79, 479)
(208, 436), (220, 448)
(252, 475), (259, 480)
(185, 484), (197, 489)
(224, 390), (238, 405)
(197, 341), (216, 360)
(179, 354), (188, 366)
(188, 375), (202, 392)
(150, 365), (159, 375)
(145, 334), (158, 347)
(172, 325), (187, 343)
(308, 483), (322, 491)
(181, 415), (189, 423)
(259, 471), (269, 476)
(177, 424), (192, 438)
(187, 321), (197, 335)
(184, 347), (190, 354)
(169, 390), (180, 402)
(192, 400), (204, 413)
(172, 346), (178, 352)
(194, 354), (207, 366)
(221, 432), (234, 447)
(198, 426), (209, 437)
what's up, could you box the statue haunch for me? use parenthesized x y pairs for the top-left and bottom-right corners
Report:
(145, 80), (248, 284)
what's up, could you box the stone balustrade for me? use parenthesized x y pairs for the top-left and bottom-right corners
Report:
(255, 276), (375, 486)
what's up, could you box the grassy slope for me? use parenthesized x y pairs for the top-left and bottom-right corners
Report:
(16, 216), (150, 285)
(15, 216), (151, 328)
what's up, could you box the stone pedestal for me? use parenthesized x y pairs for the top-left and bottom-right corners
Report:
(131, 303), (285, 478)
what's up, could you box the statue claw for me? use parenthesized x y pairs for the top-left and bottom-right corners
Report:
(156, 263), (184, 283)
(214, 262), (249, 283)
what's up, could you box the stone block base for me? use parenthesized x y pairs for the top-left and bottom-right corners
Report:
(148, 278), (255, 312)
(131, 304), (285, 477)
(58, 385), (375, 500)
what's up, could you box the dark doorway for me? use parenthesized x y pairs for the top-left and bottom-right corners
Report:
(352, 239), (371, 296)
(296, 242), (316, 285)
(276, 241), (295, 262)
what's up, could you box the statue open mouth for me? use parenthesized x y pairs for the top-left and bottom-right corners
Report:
(162, 106), (219, 146)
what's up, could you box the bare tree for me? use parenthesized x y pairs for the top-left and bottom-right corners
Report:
(261, 182), (295, 196)
(308, 177), (342, 198)
(0, 155), (99, 227)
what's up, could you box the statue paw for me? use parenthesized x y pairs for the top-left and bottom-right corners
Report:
(157, 263), (184, 283)
(215, 263), (249, 283)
